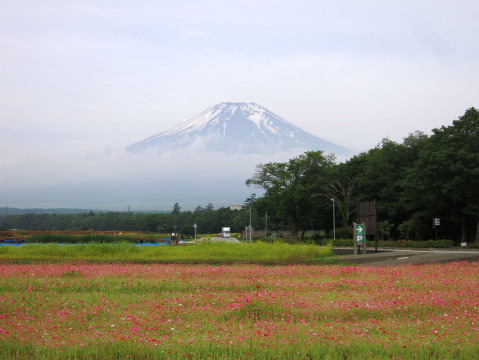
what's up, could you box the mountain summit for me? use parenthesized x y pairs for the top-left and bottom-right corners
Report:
(127, 102), (350, 155)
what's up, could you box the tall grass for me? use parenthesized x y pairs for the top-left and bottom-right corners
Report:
(1, 340), (474, 359)
(0, 241), (332, 264)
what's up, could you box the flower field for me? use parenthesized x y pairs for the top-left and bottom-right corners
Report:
(0, 242), (331, 264)
(0, 262), (478, 359)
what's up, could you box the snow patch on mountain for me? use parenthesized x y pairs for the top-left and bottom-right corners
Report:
(127, 102), (350, 155)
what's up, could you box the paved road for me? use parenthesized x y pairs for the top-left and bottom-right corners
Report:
(333, 247), (479, 266)
(210, 236), (241, 243)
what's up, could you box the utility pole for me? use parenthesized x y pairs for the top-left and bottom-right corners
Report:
(264, 211), (268, 238)
(331, 198), (336, 240)
(249, 205), (252, 243)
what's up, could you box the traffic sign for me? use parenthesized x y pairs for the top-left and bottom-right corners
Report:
(353, 222), (366, 254)
(355, 224), (365, 244)
(355, 224), (365, 234)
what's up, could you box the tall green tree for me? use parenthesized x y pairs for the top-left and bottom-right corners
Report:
(361, 135), (427, 223)
(171, 203), (181, 214)
(323, 171), (358, 227)
(405, 108), (479, 243)
(339, 132), (428, 238)
(246, 151), (335, 241)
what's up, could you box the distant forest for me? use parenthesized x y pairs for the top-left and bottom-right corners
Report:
(2, 108), (478, 243)
(0, 204), (261, 239)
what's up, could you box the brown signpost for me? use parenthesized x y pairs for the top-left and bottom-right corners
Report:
(358, 200), (377, 251)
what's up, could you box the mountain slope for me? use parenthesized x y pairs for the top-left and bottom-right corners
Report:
(127, 102), (350, 155)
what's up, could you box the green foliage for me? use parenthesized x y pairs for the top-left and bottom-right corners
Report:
(334, 225), (353, 239)
(1, 334), (477, 360)
(327, 238), (355, 246)
(377, 239), (454, 248)
(171, 202), (181, 214)
(246, 151), (336, 241)
(377, 220), (394, 240)
(0, 242), (332, 264)
(397, 218), (424, 240)
(0, 206), (263, 238)
(333, 109), (479, 243)
(347, 132), (428, 229)
(404, 108), (479, 243)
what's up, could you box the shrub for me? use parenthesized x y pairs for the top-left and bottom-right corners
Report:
(376, 239), (454, 248)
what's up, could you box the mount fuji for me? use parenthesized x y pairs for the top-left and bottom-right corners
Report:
(127, 102), (350, 155)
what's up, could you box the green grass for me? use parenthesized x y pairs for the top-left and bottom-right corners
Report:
(1, 340), (475, 359)
(0, 241), (332, 264)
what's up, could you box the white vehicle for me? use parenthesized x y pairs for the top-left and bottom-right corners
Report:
(221, 227), (231, 238)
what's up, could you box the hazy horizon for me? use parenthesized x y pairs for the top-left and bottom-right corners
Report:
(1, 1), (478, 210)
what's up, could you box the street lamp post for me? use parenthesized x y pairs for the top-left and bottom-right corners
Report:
(331, 198), (336, 240)
(249, 205), (252, 243)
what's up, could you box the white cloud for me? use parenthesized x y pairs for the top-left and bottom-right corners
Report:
(0, 144), (280, 209)
(179, 30), (210, 40)
(0, 0), (478, 208)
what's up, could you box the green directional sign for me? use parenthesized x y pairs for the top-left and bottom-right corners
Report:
(355, 224), (365, 244)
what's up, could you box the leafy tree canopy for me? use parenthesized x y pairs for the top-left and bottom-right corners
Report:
(246, 151), (335, 240)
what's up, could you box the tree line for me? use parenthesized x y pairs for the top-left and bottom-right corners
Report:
(0, 203), (264, 238)
(1, 108), (478, 243)
(246, 107), (479, 243)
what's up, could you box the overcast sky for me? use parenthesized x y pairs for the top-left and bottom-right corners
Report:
(1, 0), (478, 209)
